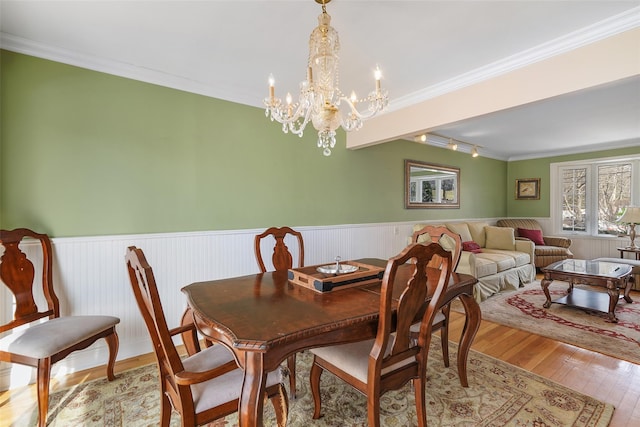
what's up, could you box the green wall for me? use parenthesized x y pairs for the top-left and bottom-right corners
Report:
(506, 146), (640, 217)
(1, 51), (507, 237)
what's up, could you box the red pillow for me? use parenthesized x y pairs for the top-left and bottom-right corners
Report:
(462, 241), (482, 253)
(518, 228), (545, 245)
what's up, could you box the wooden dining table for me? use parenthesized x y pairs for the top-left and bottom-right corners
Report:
(181, 258), (480, 427)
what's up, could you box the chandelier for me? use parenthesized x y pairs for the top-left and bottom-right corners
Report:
(263, 0), (388, 156)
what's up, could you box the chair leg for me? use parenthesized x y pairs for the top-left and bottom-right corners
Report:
(160, 390), (172, 427)
(287, 355), (297, 399)
(413, 376), (428, 427)
(309, 357), (323, 419)
(36, 358), (52, 427)
(366, 382), (381, 427)
(440, 305), (450, 367)
(270, 383), (289, 427)
(105, 329), (119, 381)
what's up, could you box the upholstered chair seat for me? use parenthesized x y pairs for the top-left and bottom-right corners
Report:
(0, 228), (120, 427)
(0, 316), (119, 358)
(181, 344), (284, 414)
(309, 243), (453, 427)
(125, 246), (288, 427)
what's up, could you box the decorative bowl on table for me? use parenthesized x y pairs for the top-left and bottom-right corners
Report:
(316, 264), (359, 275)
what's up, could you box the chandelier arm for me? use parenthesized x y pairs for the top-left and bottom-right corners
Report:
(339, 96), (385, 120)
(267, 97), (309, 126)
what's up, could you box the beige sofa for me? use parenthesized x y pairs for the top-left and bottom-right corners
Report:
(411, 221), (536, 302)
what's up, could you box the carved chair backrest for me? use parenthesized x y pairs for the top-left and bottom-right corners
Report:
(372, 243), (452, 380)
(254, 226), (304, 272)
(0, 228), (59, 333)
(410, 225), (462, 270)
(125, 247), (186, 382)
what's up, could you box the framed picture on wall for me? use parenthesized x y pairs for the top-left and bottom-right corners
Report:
(515, 178), (540, 200)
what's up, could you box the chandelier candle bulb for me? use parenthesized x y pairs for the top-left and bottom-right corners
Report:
(268, 74), (275, 99)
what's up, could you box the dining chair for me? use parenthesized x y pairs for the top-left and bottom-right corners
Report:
(0, 228), (120, 427)
(409, 225), (463, 371)
(125, 246), (288, 427)
(254, 226), (304, 398)
(309, 243), (452, 427)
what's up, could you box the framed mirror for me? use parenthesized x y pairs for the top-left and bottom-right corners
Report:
(405, 159), (460, 209)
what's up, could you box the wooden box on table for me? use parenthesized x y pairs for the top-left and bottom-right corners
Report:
(288, 261), (385, 293)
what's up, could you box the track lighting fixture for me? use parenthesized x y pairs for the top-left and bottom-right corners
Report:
(412, 133), (481, 158)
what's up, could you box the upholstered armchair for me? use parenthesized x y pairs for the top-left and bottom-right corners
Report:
(496, 219), (573, 269)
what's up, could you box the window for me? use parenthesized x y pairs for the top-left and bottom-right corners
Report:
(552, 155), (639, 237)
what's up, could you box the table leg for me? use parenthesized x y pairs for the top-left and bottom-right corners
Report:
(623, 277), (634, 303)
(605, 279), (619, 323)
(541, 277), (553, 308)
(457, 293), (481, 388)
(239, 352), (267, 427)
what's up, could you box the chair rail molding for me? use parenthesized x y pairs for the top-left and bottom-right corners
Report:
(1, 218), (627, 390)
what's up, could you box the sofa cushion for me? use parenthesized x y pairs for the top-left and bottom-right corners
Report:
(483, 249), (531, 267)
(467, 221), (489, 247)
(518, 228), (545, 245)
(445, 222), (473, 242)
(414, 231), (431, 244)
(472, 255), (498, 277)
(438, 234), (457, 252)
(476, 252), (516, 272)
(485, 226), (515, 250)
(410, 225), (457, 252)
(535, 245), (572, 256)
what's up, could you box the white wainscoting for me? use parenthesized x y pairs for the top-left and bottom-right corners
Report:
(534, 217), (631, 259)
(1, 221), (420, 390)
(2, 218), (630, 390)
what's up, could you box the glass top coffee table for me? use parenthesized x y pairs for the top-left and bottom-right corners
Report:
(541, 259), (633, 323)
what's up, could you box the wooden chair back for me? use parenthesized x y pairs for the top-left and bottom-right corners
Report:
(411, 225), (462, 270)
(309, 242), (452, 427)
(254, 226), (304, 272)
(0, 228), (59, 332)
(254, 226), (304, 398)
(125, 246), (189, 387)
(1, 228), (119, 427)
(125, 246), (289, 426)
(374, 243), (452, 387)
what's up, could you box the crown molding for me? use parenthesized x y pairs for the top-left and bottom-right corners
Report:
(388, 6), (640, 112)
(505, 138), (640, 162)
(2, 6), (638, 110)
(0, 32), (243, 104)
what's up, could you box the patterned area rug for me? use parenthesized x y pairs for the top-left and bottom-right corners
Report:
(14, 341), (613, 426)
(457, 282), (640, 365)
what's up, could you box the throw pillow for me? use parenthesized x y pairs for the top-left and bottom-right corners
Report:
(438, 234), (457, 252)
(518, 228), (545, 245)
(485, 226), (516, 250)
(467, 222), (488, 247)
(462, 241), (482, 253)
(445, 222), (473, 242)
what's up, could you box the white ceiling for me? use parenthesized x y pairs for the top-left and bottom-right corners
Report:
(1, 0), (639, 160)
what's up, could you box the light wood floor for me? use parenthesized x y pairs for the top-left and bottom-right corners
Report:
(1, 309), (639, 426)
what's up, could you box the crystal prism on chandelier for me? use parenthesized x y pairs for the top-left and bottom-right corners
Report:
(263, 0), (388, 156)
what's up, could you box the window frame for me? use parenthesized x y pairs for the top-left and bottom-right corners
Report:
(550, 154), (640, 238)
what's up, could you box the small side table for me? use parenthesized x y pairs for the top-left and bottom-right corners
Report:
(617, 247), (640, 261)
